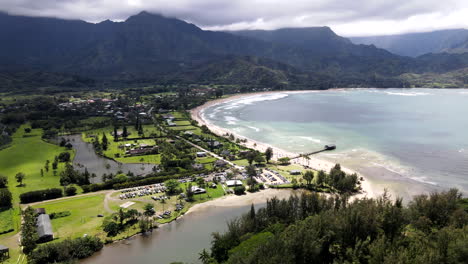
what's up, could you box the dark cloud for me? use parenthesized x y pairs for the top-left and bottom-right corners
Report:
(0, 0), (467, 36)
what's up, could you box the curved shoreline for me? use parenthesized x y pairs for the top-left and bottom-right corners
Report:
(190, 91), (377, 199)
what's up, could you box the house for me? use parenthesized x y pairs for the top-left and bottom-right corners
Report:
(184, 131), (194, 136)
(208, 141), (222, 148)
(35, 208), (46, 215)
(214, 160), (228, 167)
(0, 245), (9, 259)
(226, 180), (243, 187)
(220, 150), (230, 156)
(166, 120), (176, 126)
(192, 163), (204, 170)
(289, 170), (301, 175)
(196, 152), (207, 157)
(37, 214), (54, 243)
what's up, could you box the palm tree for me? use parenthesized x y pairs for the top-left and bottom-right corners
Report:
(199, 249), (211, 264)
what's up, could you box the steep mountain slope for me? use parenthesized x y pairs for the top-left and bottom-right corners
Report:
(0, 12), (411, 78)
(350, 29), (468, 57)
(0, 11), (467, 89)
(444, 37), (468, 54)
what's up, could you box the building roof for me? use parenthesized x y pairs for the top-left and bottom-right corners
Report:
(226, 180), (243, 186)
(37, 214), (53, 238)
(0, 245), (8, 252)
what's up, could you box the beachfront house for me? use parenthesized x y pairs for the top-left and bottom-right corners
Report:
(37, 214), (54, 243)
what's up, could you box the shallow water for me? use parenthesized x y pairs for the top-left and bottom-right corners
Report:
(62, 135), (155, 183)
(82, 189), (297, 264)
(203, 89), (468, 199)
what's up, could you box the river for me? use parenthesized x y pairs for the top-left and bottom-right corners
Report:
(63, 134), (155, 183)
(82, 189), (297, 264)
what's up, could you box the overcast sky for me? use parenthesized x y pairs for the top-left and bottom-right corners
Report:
(1, 0), (468, 36)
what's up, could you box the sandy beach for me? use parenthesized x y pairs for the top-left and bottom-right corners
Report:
(190, 91), (377, 199)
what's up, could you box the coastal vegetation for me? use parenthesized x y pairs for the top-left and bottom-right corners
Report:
(206, 189), (468, 264)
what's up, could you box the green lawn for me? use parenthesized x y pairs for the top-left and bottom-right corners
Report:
(0, 125), (74, 204)
(32, 194), (108, 240)
(0, 209), (14, 234)
(0, 125), (75, 263)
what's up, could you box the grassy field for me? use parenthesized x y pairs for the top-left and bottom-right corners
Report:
(31, 193), (109, 240)
(0, 209), (14, 234)
(0, 125), (75, 204)
(0, 125), (75, 263)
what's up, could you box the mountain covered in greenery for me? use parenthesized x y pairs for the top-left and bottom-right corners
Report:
(350, 29), (468, 57)
(0, 11), (467, 90)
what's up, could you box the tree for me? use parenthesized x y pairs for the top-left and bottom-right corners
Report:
(40, 168), (44, 177)
(246, 165), (257, 191)
(58, 152), (71, 162)
(44, 160), (50, 172)
(246, 151), (257, 165)
(102, 133), (108, 151)
(234, 185), (246, 195)
(186, 183), (195, 202)
(144, 203), (155, 216)
(199, 249), (212, 264)
(103, 220), (120, 237)
(303, 170), (314, 187)
(278, 157), (291, 165)
(165, 179), (181, 195)
(265, 147), (273, 163)
(0, 174), (8, 188)
(24, 127), (31, 133)
(0, 188), (12, 208)
(15, 172), (25, 186)
(113, 127), (119, 142)
(254, 154), (265, 165)
(122, 126), (128, 139)
(316, 170), (326, 186)
(64, 185), (77, 196)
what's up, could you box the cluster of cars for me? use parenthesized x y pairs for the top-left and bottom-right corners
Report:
(174, 203), (184, 211)
(261, 168), (290, 185)
(157, 210), (172, 219)
(119, 184), (167, 199)
(151, 195), (169, 201)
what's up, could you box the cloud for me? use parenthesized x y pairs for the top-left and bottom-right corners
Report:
(0, 0), (467, 36)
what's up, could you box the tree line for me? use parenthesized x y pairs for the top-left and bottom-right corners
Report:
(204, 189), (468, 264)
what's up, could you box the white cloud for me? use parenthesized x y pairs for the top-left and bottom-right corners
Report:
(0, 0), (467, 36)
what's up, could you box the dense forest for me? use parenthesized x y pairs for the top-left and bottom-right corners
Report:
(204, 190), (468, 264)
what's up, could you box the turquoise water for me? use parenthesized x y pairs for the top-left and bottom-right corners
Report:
(203, 89), (468, 198)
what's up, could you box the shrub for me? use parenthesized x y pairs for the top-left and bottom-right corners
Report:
(0, 175), (8, 188)
(234, 185), (246, 195)
(64, 186), (77, 196)
(28, 236), (103, 264)
(50, 211), (71, 219)
(19, 188), (63, 204)
(0, 188), (12, 208)
(58, 152), (71, 162)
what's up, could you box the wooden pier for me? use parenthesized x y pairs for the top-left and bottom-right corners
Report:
(291, 144), (336, 160)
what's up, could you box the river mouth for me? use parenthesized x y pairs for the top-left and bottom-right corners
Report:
(60, 134), (155, 183)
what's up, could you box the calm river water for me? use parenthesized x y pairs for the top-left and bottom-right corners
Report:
(63, 135), (155, 183)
